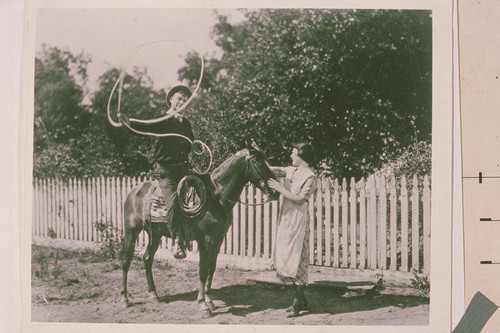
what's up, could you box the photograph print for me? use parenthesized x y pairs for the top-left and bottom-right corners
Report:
(28, 4), (441, 329)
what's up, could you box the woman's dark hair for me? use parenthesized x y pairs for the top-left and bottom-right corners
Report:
(295, 143), (315, 166)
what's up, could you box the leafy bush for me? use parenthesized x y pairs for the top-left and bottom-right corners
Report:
(375, 140), (431, 184)
(93, 220), (122, 260)
(410, 269), (430, 293)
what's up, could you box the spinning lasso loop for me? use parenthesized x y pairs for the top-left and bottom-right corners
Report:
(106, 40), (212, 174)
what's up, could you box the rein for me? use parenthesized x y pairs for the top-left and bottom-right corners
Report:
(210, 155), (276, 207)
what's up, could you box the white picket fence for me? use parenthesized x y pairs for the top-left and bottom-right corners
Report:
(32, 174), (431, 274)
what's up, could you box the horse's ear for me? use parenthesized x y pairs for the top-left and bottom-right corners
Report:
(246, 139), (258, 154)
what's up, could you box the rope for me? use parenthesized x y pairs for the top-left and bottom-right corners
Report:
(214, 184), (276, 207)
(107, 40), (204, 126)
(106, 40), (212, 173)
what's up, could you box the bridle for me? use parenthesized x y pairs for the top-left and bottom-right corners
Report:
(213, 152), (277, 207)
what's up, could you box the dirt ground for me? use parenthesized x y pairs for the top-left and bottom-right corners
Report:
(31, 245), (429, 325)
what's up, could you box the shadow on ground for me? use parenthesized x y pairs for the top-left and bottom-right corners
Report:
(158, 282), (428, 318)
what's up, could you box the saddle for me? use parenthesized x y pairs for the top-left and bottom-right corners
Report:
(146, 173), (214, 223)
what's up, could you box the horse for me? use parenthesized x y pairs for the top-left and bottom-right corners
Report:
(119, 143), (278, 316)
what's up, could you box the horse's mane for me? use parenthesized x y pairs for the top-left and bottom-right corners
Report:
(211, 149), (248, 181)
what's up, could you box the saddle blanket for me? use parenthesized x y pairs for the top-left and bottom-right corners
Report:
(147, 181), (170, 223)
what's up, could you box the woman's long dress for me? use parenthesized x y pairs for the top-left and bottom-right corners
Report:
(273, 166), (317, 286)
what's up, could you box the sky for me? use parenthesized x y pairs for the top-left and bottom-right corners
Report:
(35, 8), (246, 97)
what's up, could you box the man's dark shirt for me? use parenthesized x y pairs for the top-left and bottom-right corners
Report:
(128, 116), (194, 165)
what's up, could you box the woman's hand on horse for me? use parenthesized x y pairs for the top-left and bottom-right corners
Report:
(268, 179), (284, 193)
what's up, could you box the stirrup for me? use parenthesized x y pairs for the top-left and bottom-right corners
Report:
(173, 246), (186, 260)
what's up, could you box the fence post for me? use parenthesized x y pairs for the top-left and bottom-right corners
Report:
(233, 204), (239, 255)
(248, 185), (254, 257)
(323, 178), (332, 267)
(91, 177), (97, 242)
(240, 186), (247, 257)
(255, 188), (262, 258)
(35, 178), (41, 236)
(271, 198), (278, 260)
(72, 178), (77, 240)
(400, 175), (409, 272)
(349, 177), (357, 268)
(263, 197), (270, 258)
(359, 178), (366, 269)
(43, 179), (49, 238)
(48, 178), (55, 238)
(106, 177), (112, 232)
(411, 175), (420, 272)
(62, 179), (67, 239)
(423, 175), (431, 274)
(378, 175), (387, 270)
(82, 178), (89, 242)
(114, 177), (121, 236)
(368, 176), (378, 269)
(78, 178), (84, 241)
(341, 178), (348, 268)
(316, 179), (323, 266)
(33, 179), (38, 236)
(390, 174), (397, 271)
(121, 176), (128, 236)
(333, 179), (340, 267)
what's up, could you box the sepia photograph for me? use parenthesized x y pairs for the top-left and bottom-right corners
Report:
(23, 2), (453, 332)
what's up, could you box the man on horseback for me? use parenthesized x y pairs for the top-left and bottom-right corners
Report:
(119, 84), (195, 259)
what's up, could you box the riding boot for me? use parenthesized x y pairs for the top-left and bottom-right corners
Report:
(173, 237), (187, 259)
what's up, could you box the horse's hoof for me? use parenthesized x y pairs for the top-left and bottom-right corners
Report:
(149, 291), (159, 301)
(120, 293), (130, 308)
(206, 300), (216, 312)
(200, 309), (213, 318)
(120, 296), (131, 308)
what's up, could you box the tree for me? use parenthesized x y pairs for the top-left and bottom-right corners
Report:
(33, 45), (164, 178)
(179, 9), (432, 179)
(34, 45), (90, 151)
(88, 67), (167, 176)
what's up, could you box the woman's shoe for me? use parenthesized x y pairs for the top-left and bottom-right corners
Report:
(286, 298), (300, 318)
(285, 297), (308, 312)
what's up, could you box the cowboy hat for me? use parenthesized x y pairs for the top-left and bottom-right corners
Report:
(166, 85), (193, 109)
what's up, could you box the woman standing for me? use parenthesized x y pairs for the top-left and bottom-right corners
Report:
(268, 143), (317, 318)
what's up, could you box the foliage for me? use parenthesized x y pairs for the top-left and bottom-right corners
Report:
(179, 9), (432, 178)
(34, 10), (432, 180)
(93, 220), (122, 260)
(374, 140), (431, 183)
(33, 46), (159, 178)
(34, 45), (90, 151)
(410, 270), (430, 293)
(32, 247), (62, 279)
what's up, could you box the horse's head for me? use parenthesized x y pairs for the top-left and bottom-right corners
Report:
(244, 141), (279, 201)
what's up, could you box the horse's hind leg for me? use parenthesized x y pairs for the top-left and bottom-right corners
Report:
(144, 225), (162, 300)
(120, 225), (141, 307)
